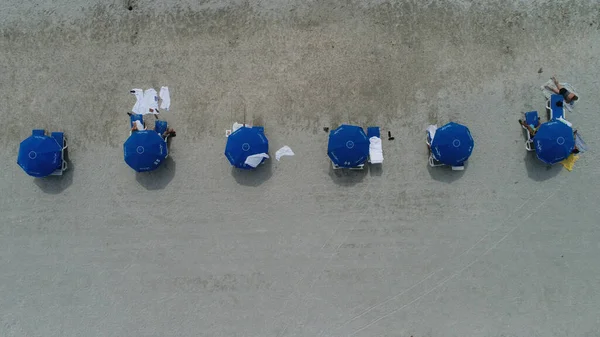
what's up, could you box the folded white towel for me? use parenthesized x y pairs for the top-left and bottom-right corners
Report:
(159, 86), (170, 111)
(244, 153), (269, 168)
(369, 137), (383, 163)
(275, 146), (295, 161)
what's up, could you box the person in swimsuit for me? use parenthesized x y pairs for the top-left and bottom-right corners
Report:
(545, 76), (579, 103)
(518, 117), (541, 137)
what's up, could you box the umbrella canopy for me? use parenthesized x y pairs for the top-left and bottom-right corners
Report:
(327, 124), (370, 168)
(225, 126), (269, 169)
(18, 135), (62, 177)
(123, 131), (168, 172)
(430, 122), (474, 166)
(534, 120), (575, 164)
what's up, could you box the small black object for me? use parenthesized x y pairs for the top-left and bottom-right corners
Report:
(127, 112), (133, 116)
(388, 131), (394, 141)
(323, 127), (329, 132)
(128, 6), (133, 10)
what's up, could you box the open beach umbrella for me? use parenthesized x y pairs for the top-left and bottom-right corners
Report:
(534, 120), (575, 165)
(18, 134), (62, 177)
(327, 124), (370, 168)
(225, 126), (269, 169)
(123, 130), (168, 172)
(430, 122), (474, 166)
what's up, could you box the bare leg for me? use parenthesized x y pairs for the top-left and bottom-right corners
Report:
(519, 120), (537, 135)
(551, 75), (564, 91)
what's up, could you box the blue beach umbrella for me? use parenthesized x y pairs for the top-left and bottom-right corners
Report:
(327, 124), (370, 168)
(225, 126), (269, 169)
(430, 122), (474, 166)
(123, 131), (168, 172)
(534, 120), (574, 165)
(18, 134), (62, 177)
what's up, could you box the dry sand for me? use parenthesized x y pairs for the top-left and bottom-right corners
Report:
(1, 0), (600, 336)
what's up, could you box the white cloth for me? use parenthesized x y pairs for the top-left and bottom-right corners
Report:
(426, 125), (438, 143)
(134, 120), (145, 130)
(244, 153), (269, 168)
(275, 146), (295, 161)
(369, 137), (383, 163)
(130, 89), (144, 115)
(131, 88), (159, 115)
(159, 86), (170, 111)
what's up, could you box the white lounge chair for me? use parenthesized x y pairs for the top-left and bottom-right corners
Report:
(50, 132), (68, 176)
(522, 111), (539, 152)
(367, 127), (383, 164)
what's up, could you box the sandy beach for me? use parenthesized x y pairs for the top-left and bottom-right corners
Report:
(1, 0), (600, 336)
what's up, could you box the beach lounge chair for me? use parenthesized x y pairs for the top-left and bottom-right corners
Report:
(331, 161), (365, 170)
(575, 132), (588, 153)
(522, 111), (539, 152)
(32, 129), (45, 137)
(428, 154), (444, 167)
(153, 120), (171, 158)
(425, 125), (444, 167)
(547, 94), (565, 120)
(367, 126), (383, 164)
(129, 114), (145, 134)
(50, 132), (68, 175)
(426, 125), (437, 147)
(155, 120), (168, 139)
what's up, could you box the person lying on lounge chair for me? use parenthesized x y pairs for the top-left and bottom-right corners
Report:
(518, 118), (541, 137)
(545, 76), (579, 104)
(131, 120), (145, 132)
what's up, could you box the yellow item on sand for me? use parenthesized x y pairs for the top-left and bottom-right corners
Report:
(560, 154), (579, 171)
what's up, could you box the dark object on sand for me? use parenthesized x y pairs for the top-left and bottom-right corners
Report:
(538, 67), (543, 73)
(323, 127), (329, 132)
(388, 131), (394, 141)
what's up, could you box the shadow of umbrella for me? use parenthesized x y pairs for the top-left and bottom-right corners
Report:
(135, 156), (176, 190)
(524, 151), (562, 181)
(427, 162), (466, 183)
(369, 164), (383, 177)
(328, 164), (368, 186)
(34, 149), (74, 194)
(231, 158), (273, 187)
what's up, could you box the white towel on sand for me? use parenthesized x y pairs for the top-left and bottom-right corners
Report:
(131, 88), (160, 115)
(244, 153), (269, 168)
(369, 137), (383, 163)
(159, 86), (170, 111)
(275, 146), (295, 161)
(130, 89), (144, 114)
